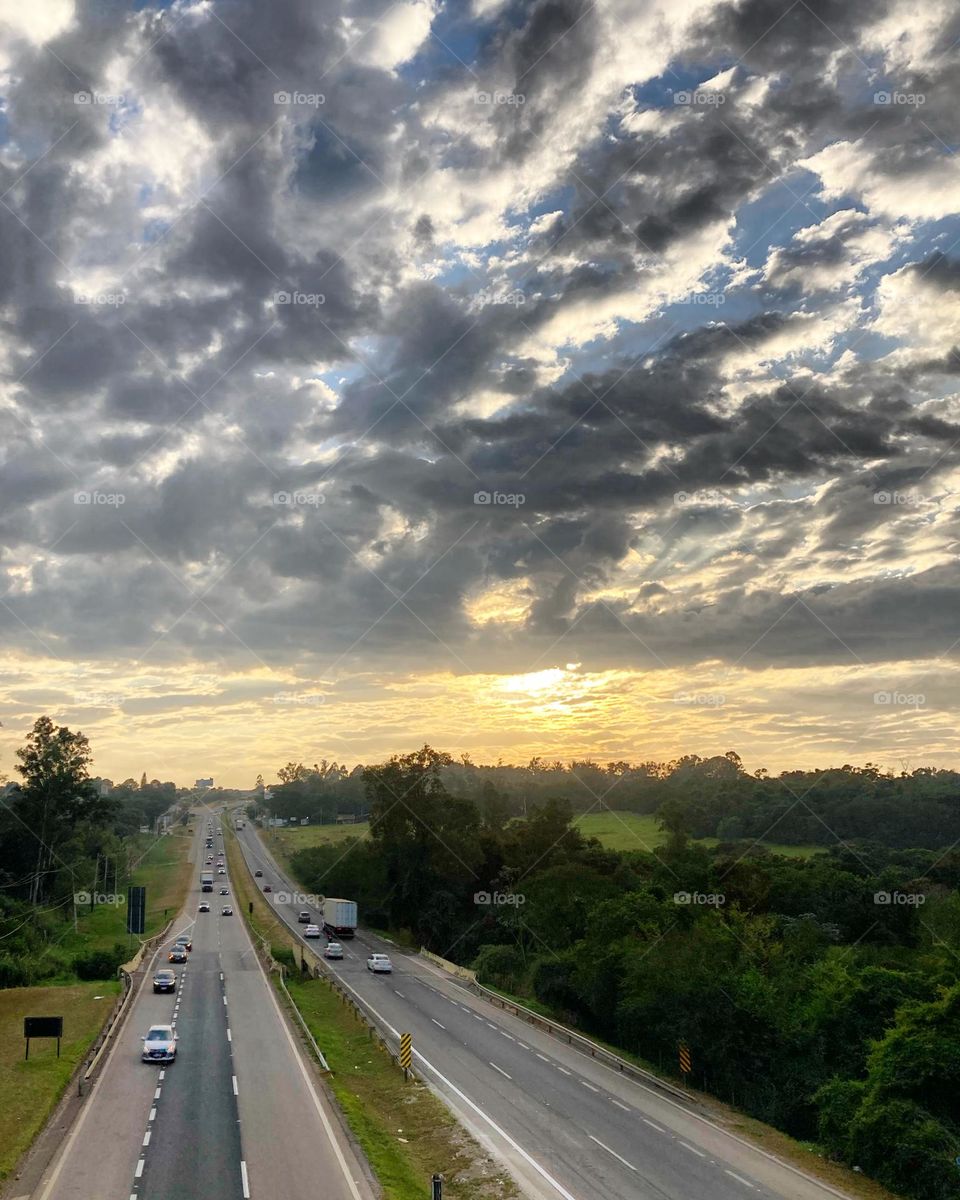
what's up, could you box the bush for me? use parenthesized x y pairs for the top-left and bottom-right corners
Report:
(472, 944), (525, 991)
(73, 941), (127, 980)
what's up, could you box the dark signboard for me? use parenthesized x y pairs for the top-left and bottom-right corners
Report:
(127, 885), (146, 935)
(24, 1016), (63, 1059)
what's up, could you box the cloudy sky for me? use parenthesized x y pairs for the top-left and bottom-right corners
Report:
(1, 0), (959, 786)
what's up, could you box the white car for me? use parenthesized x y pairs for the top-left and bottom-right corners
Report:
(142, 1024), (178, 1063)
(367, 953), (392, 973)
(324, 942), (343, 959)
(304, 924), (321, 939)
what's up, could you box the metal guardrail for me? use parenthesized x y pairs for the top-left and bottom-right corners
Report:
(419, 951), (691, 1104)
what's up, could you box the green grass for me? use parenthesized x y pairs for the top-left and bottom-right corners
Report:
(0, 981), (121, 1180)
(263, 821), (370, 875)
(572, 811), (822, 858)
(68, 830), (193, 957)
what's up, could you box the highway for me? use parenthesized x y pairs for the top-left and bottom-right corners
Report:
(237, 822), (853, 1200)
(34, 813), (372, 1200)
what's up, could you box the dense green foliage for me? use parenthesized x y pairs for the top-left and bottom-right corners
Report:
(281, 746), (960, 1200)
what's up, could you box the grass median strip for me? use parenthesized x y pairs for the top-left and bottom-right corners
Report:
(225, 828), (519, 1200)
(0, 981), (121, 1181)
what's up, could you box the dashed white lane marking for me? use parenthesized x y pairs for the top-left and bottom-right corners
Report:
(154, 1087), (161, 1100)
(517, 1042), (530, 1050)
(431, 1019), (446, 1029)
(556, 1066), (572, 1075)
(536, 1053), (550, 1061)
(580, 1081), (600, 1092)
(489, 1061), (512, 1079)
(725, 1170), (755, 1189)
(394, 989), (405, 998)
(223, 996), (228, 1005)
(680, 1141), (707, 1158)
(486, 1022), (497, 1029)
(643, 1118), (666, 1132)
(588, 1135), (637, 1172)
(149, 1107), (156, 1121)
(501, 1032), (515, 1041)
(158, 1070), (165, 1080)
(135, 1160), (145, 1178)
(611, 1099), (630, 1111)
(240, 1160), (250, 1199)
(227, 1028), (232, 1042)
(142, 1132), (151, 1147)
(232, 1075), (239, 1095)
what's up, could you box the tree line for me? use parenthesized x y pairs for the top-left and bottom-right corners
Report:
(277, 747), (960, 1200)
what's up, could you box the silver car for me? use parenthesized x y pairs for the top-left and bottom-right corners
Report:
(142, 1024), (178, 1063)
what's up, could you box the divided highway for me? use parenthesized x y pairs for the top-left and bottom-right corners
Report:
(238, 823), (852, 1200)
(34, 813), (372, 1200)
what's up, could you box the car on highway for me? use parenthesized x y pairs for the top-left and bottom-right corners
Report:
(175, 934), (192, 951)
(153, 969), (177, 993)
(141, 1024), (178, 1063)
(218, 867), (226, 874)
(198, 902), (210, 913)
(367, 953), (393, 973)
(263, 884), (272, 893)
(324, 942), (343, 959)
(221, 906), (233, 916)
(304, 923), (321, 938)
(220, 887), (229, 895)
(298, 911), (311, 923)
(168, 946), (188, 963)
(254, 870), (263, 877)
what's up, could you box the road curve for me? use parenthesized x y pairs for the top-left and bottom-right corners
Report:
(238, 822), (855, 1200)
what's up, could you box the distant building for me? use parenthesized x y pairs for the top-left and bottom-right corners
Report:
(195, 778), (214, 789)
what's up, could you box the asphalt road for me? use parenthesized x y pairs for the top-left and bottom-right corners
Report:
(34, 811), (371, 1200)
(239, 823), (853, 1200)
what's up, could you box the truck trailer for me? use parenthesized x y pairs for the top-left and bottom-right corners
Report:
(322, 897), (357, 939)
(201, 871), (214, 892)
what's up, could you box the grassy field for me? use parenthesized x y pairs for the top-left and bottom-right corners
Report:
(69, 828), (194, 957)
(0, 981), (121, 1181)
(264, 814), (821, 861)
(224, 829), (518, 1200)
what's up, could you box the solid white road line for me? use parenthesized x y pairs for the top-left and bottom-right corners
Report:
(240, 1160), (250, 1199)
(588, 1135), (637, 1172)
(725, 1170), (755, 1189)
(489, 1062), (512, 1079)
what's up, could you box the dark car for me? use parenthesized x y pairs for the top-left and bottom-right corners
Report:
(168, 947), (187, 964)
(153, 969), (177, 993)
(220, 887), (229, 895)
(298, 911), (311, 924)
(175, 934), (192, 951)
(254, 870), (263, 877)
(263, 884), (272, 893)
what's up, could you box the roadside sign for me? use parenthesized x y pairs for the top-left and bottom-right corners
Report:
(127, 886), (146, 935)
(24, 1016), (63, 1059)
(399, 1032), (412, 1070)
(679, 1042), (692, 1076)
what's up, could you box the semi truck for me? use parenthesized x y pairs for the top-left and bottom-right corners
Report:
(201, 871), (214, 892)
(322, 897), (357, 939)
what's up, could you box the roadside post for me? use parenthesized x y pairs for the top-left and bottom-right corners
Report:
(399, 1031), (412, 1080)
(431, 1173), (443, 1199)
(679, 1041), (692, 1082)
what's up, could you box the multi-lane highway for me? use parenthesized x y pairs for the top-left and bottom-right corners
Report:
(34, 813), (372, 1200)
(237, 822), (853, 1200)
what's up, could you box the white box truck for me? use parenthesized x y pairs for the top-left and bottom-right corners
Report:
(322, 897), (357, 939)
(201, 871), (214, 892)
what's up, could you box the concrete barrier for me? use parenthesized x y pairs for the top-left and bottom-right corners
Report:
(419, 948), (477, 982)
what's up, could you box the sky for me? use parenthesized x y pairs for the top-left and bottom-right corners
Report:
(0, 0), (959, 787)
